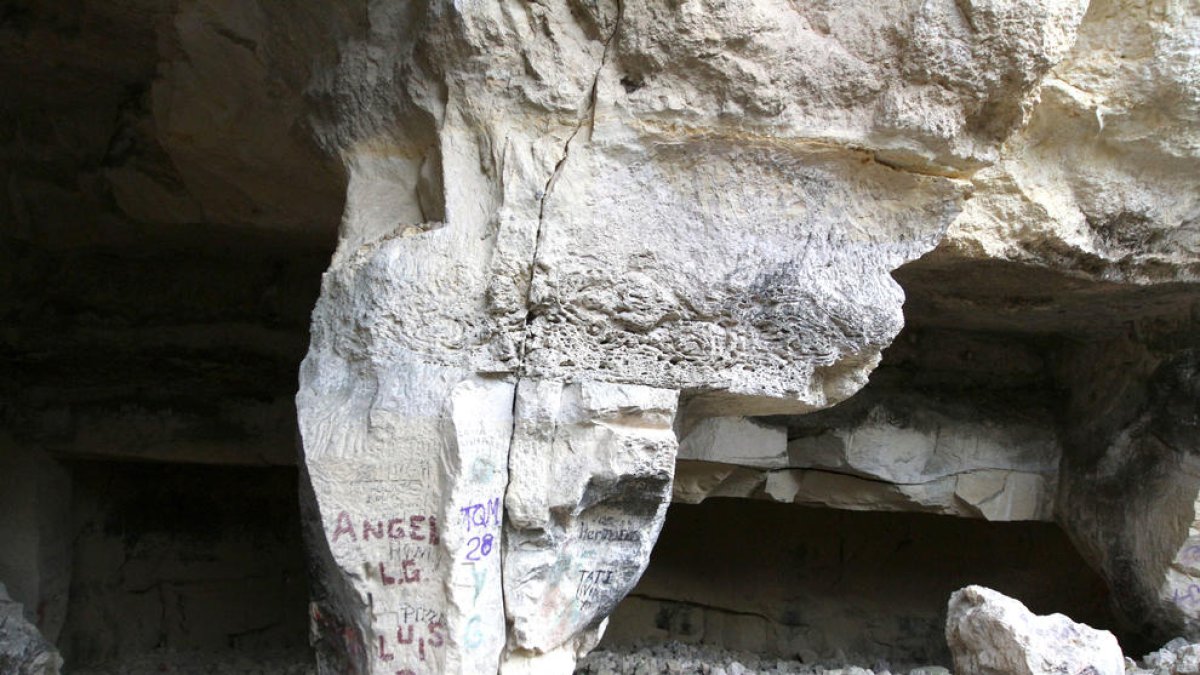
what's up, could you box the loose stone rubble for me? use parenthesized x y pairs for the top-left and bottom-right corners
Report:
(575, 640), (941, 675)
(1135, 638), (1200, 675)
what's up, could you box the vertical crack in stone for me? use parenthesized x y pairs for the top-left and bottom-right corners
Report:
(522, 0), (624, 355)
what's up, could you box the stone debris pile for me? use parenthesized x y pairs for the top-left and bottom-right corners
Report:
(581, 587), (1200, 675)
(575, 640), (945, 675)
(1131, 638), (1200, 675)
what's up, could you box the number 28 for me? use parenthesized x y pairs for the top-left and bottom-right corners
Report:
(466, 534), (494, 561)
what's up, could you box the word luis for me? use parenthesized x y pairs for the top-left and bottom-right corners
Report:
(332, 511), (440, 545)
(378, 620), (446, 667)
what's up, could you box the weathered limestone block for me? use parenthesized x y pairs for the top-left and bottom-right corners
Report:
(610, 0), (1089, 171)
(672, 461), (771, 505)
(1138, 638), (1200, 674)
(297, 142), (524, 672)
(677, 418), (787, 469)
(931, 0), (1200, 283)
(946, 585), (1124, 675)
(299, 360), (514, 674)
(781, 402), (1058, 521)
(503, 381), (678, 671)
(761, 467), (1052, 522)
(526, 140), (965, 416)
(786, 403), (1058, 486)
(673, 400), (1057, 521)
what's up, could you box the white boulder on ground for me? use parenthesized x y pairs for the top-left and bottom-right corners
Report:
(0, 583), (62, 675)
(946, 585), (1124, 675)
(1135, 637), (1200, 675)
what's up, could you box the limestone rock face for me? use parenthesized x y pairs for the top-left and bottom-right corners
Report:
(946, 586), (1125, 675)
(934, 0), (1200, 283)
(610, 0), (1089, 171)
(674, 397), (1058, 522)
(292, 0), (1099, 672)
(1055, 335), (1200, 646)
(524, 142), (962, 415)
(677, 417), (788, 470)
(503, 381), (677, 671)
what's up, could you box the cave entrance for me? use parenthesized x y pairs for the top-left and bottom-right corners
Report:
(56, 460), (312, 673)
(602, 498), (1119, 667)
(596, 319), (1133, 667)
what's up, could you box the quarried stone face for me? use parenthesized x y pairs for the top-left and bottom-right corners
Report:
(289, 0), (1194, 672)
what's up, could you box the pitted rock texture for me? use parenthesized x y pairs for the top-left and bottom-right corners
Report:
(523, 142), (963, 414)
(946, 586), (1124, 675)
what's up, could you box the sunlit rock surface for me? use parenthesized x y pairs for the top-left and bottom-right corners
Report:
(2, 0), (1199, 673)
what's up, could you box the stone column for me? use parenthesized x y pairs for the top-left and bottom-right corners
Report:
(294, 1), (1088, 671)
(502, 381), (679, 672)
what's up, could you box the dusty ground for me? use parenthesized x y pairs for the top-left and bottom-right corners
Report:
(574, 640), (947, 675)
(68, 649), (315, 675)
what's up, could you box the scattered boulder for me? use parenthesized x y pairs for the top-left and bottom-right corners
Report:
(1134, 638), (1200, 675)
(0, 583), (62, 675)
(946, 585), (1123, 675)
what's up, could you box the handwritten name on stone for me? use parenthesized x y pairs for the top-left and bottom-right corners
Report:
(1173, 584), (1200, 607)
(578, 524), (639, 543)
(460, 497), (501, 531)
(396, 604), (446, 626)
(376, 619), (447, 666)
(331, 511), (440, 545)
(376, 560), (422, 585)
(577, 568), (616, 602)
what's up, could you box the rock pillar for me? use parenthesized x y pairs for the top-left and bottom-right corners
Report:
(294, 0), (1089, 671)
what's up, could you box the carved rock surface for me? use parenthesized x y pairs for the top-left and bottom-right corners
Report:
(946, 585), (1124, 675)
